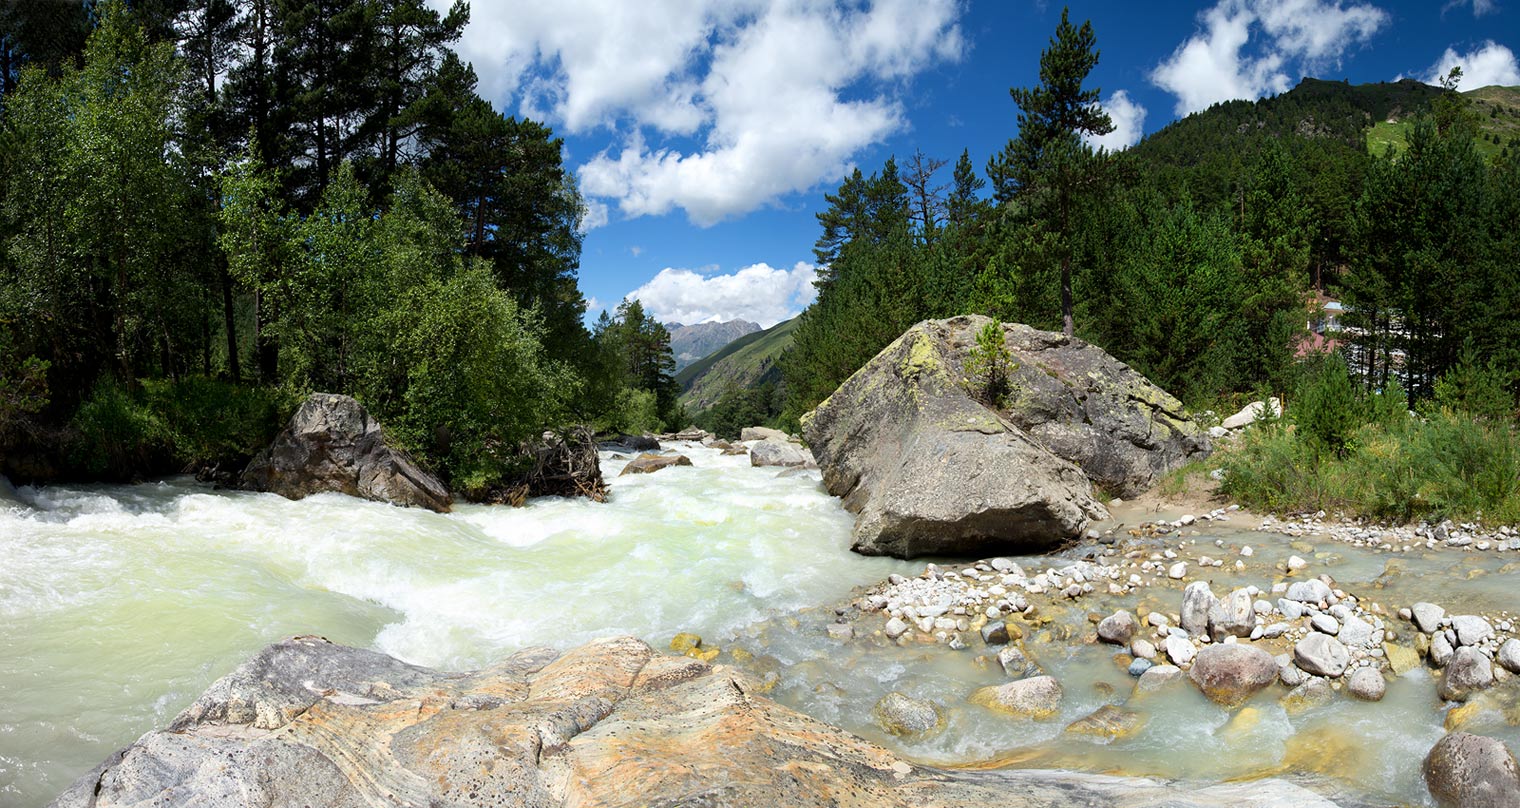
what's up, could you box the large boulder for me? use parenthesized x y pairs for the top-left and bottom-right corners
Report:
(741, 426), (790, 442)
(619, 453), (693, 476)
(238, 393), (451, 512)
(1423, 732), (1520, 808)
(804, 319), (1122, 558)
(750, 439), (815, 468)
(1189, 644), (1278, 707)
(54, 636), (1336, 808)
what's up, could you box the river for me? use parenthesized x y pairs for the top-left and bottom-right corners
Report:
(3, 443), (1518, 806)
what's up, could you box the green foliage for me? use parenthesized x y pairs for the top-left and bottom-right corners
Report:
(602, 387), (661, 436)
(1290, 353), (1360, 457)
(67, 378), (172, 479)
(963, 322), (1017, 407)
(1429, 343), (1515, 421)
(0, 341), (49, 440)
(692, 383), (777, 441)
(591, 299), (683, 431)
(1221, 410), (1520, 525)
(139, 377), (290, 464)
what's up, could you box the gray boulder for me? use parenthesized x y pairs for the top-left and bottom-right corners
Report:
(802, 320), (1110, 558)
(750, 439), (814, 468)
(741, 426), (790, 443)
(1189, 643), (1278, 706)
(1295, 633), (1350, 677)
(1424, 732), (1520, 808)
(1346, 667), (1386, 701)
(1413, 602), (1446, 634)
(1097, 610), (1139, 645)
(239, 393), (451, 512)
(1497, 639), (1520, 674)
(620, 453), (693, 476)
(1440, 647), (1495, 701)
(1181, 581), (1218, 637)
(1208, 588), (1257, 641)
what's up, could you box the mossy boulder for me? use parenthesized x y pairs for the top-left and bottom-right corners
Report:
(803, 317), (1209, 558)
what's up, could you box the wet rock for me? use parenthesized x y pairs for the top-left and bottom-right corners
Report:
(750, 439), (814, 468)
(1423, 732), (1520, 808)
(599, 433), (660, 452)
(874, 692), (943, 737)
(1441, 647), (1496, 702)
(1282, 678), (1335, 713)
(1497, 639), (1520, 674)
(239, 393), (451, 512)
(1181, 581), (1217, 637)
(1136, 664), (1184, 693)
(1131, 638), (1157, 660)
(997, 644), (1037, 678)
(1065, 705), (1147, 740)
(1097, 610), (1139, 645)
(1279, 656), (1311, 688)
(1189, 644), (1278, 707)
(980, 621), (1010, 645)
(1208, 589), (1256, 641)
(970, 675), (1064, 720)
(1128, 658), (1154, 676)
(48, 635), (1339, 808)
(1413, 602), (1447, 634)
(620, 453), (693, 475)
(1347, 667), (1386, 701)
(884, 617), (909, 639)
(1386, 642), (1422, 676)
(1295, 633), (1350, 677)
(1452, 615), (1496, 647)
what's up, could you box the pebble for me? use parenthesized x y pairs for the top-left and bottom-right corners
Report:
(1287, 555), (1308, 571)
(1311, 614), (1340, 635)
(1168, 562), (1187, 579)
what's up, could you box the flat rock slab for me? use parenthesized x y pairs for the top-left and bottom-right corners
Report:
(52, 636), (1339, 808)
(619, 453), (693, 475)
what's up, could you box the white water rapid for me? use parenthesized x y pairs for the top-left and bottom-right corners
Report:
(0, 445), (912, 806)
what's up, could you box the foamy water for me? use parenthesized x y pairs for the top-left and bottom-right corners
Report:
(0, 445), (912, 806)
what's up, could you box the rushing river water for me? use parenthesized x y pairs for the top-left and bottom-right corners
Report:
(0, 446), (912, 806)
(4, 444), (1520, 807)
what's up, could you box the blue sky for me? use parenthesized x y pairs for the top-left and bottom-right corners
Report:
(435, 0), (1518, 327)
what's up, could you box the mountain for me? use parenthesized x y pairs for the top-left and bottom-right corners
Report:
(677, 316), (799, 413)
(1367, 85), (1520, 161)
(666, 319), (761, 372)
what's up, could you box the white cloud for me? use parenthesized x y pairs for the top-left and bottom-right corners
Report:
(625, 262), (819, 327)
(1444, 0), (1500, 17)
(1421, 41), (1520, 89)
(1084, 90), (1147, 151)
(1151, 0), (1388, 115)
(437, 0), (963, 226)
(580, 199), (609, 232)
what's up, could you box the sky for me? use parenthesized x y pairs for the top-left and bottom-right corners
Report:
(429, 0), (1519, 328)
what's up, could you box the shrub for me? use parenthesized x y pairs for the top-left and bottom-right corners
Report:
(602, 387), (661, 436)
(1290, 353), (1359, 457)
(140, 377), (290, 465)
(68, 378), (172, 479)
(964, 321), (1017, 407)
(1429, 343), (1514, 421)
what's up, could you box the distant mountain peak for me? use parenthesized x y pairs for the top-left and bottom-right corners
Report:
(667, 319), (764, 372)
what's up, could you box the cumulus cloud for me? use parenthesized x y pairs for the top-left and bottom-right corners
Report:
(580, 199), (609, 232)
(1422, 41), (1520, 89)
(1152, 0), (1388, 115)
(625, 262), (819, 327)
(437, 0), (963, 226)
(1084, 90), (1147, 151)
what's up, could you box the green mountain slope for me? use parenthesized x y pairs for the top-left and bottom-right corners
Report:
(1366, 85), (1520, 160)
(677, 316), (798, 413)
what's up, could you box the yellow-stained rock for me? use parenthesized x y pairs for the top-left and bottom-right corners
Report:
(1064, 705), (1147, 740)
(1384, 643), (1420, 676)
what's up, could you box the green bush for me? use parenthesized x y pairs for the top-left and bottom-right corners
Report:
(600, 387), (661, 437)
(140, 377), (290, 464)
(1428, 343), (1514, 421)
(1221, 407), (1520, 524)
(68, 378), (172, 478)
(1290, 353), (1359, 457)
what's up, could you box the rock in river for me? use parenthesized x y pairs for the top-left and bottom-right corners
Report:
(1423, 732), (1520, 808)
(1440, 646), (1496, 702)
(239, 393), (451, 512)
(50, 636), (1336, 808)
(1295, 633), (1350, 678)
(802, 316), (1210, 558)
(750, 439), (814, 468)
(1097, 610), (1139, 645)
(970, 675), (1064, 720)
(874, 692), (943, 738)
(1189, 643), (1278, 707)
(620, 452), (693, 475)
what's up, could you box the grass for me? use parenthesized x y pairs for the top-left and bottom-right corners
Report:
(1217, 413), (1520, 525)
(1366, 85), (1520, 162)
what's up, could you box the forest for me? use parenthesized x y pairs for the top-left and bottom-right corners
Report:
(2, 3), (1518, 521)
(0, 0), (681, 491)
